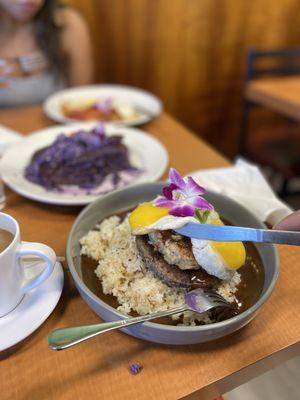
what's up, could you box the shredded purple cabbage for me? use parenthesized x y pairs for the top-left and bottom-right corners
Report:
(25, 124), (141, 194)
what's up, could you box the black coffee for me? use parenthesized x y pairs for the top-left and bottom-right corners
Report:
(0, 229), (14, 253)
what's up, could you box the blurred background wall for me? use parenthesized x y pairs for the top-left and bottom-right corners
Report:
(63, 0), (300, 159)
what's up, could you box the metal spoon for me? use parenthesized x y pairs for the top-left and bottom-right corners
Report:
(48, 288), (237, 351)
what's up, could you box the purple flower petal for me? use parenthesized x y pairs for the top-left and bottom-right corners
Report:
(185, 177), (205, 196)
(189, 196), (214, 210)
(169, 204), (195, 217)
(154, 197), (175, 208)
(129, 362), (142, 375)
(169, 168), (185, 190)
(162, 183), (177, 200)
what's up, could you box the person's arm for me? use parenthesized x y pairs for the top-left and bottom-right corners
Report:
(60, 7), (94, 86)
(274, 210), (300, 231)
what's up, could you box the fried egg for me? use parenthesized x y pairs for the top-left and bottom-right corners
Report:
(129, 203), (246, 280)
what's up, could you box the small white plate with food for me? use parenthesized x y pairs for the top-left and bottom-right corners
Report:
(0, 123), (168, 206)
(43, 84), (163, 125)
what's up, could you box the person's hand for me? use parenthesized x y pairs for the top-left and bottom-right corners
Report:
(0, 60), (12, 88)
(274, 210), (300, 231)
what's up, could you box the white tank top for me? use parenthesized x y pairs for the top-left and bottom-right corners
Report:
(0, 73), (65, 107)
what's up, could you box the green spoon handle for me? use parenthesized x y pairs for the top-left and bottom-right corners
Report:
(48, 305), (188, 350)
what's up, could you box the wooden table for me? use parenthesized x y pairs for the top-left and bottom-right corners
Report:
(1, 106), (300, 400)
(246, 75), (300, 120)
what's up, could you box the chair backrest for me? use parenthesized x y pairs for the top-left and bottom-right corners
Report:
(246, 48), (300, 81)
(240, 48), (300, 156)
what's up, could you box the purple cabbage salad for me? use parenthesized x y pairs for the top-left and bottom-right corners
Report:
(25, 124), (141, 195)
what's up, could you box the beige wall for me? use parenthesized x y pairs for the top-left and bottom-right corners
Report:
(64, 0), (300, 157)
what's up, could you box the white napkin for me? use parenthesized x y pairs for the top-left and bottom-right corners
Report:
(189, 158), (293, 226)
(0, 124), (22, 157)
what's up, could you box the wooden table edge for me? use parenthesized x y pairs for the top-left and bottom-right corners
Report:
(245, 81), (300, 121)
(181, 340), (300, 399)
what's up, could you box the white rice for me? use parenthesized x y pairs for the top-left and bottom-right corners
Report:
(80, 215), (241, 325)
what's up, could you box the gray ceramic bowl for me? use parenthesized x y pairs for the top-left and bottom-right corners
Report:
(66, 182), (279, 345)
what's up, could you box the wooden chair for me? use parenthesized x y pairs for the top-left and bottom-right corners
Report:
(240, 48), (300, 196)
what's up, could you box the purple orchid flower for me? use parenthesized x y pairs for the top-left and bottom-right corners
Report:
(154, 168), (213, 217)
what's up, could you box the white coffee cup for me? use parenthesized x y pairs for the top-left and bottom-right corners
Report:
(0, 212), (56, 317)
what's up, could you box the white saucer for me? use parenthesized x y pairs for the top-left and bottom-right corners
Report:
(0, 261), (64, 351)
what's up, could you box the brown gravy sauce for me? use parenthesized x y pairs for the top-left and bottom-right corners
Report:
(80, 212), (265, 325)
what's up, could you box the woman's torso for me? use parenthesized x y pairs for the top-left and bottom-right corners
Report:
(0, 23), (65, 107)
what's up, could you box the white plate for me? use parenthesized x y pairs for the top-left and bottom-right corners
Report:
(0, 123), (168, 206)
(0, 261), (63, 351)
(43, 84), (163, 125)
